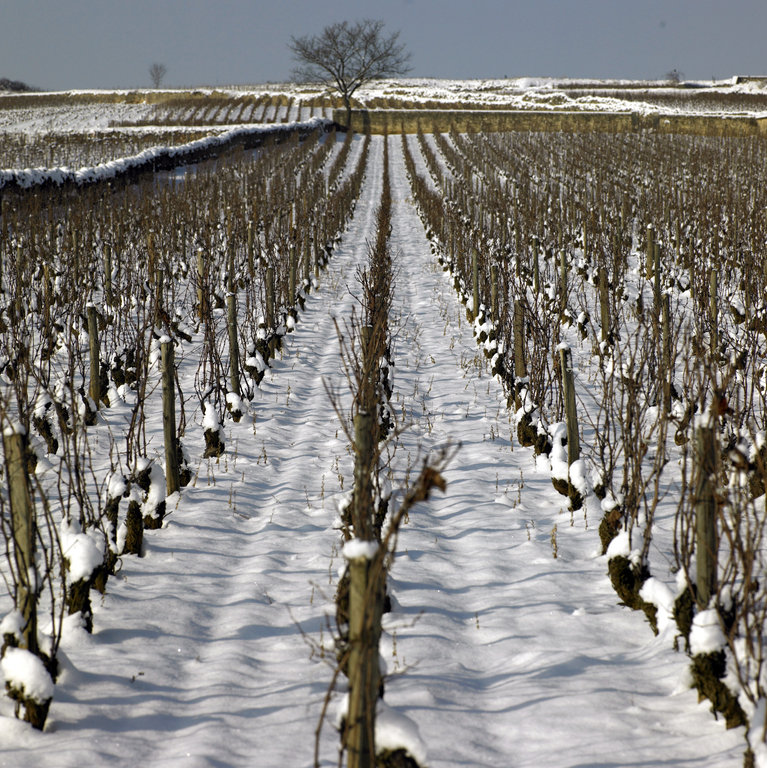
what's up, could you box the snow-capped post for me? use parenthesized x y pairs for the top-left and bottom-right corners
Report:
(695, 421), (717, 608)
(161, 338), (181, 496)
(227, 246), (241, 396)
(472, 246), (479, 320)
(347, 405), (380, 768)
(2, 427), (37, 654)
(559, 345), (580, 467)
(87, 304), (101, 409)
(345, 539), (383, 768)
(598, 265), (610, 343)
(709, 269), (718, 356)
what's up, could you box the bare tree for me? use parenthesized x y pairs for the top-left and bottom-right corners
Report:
(289, 19), (411, 127)
(149, 62), (167, 89)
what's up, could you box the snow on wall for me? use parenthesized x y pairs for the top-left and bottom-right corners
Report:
(0, 117), (334, 191)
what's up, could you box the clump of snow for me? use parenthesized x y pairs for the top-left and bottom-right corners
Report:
(375, 700), (428, 766)
(568, 458), (589, 495)
(107, 472), (127, 501)
(245, 351), (267, 373)
(203, 402), (222, 432)
(333, 697), (427, 766)
(606, 530), (631, 559)
(142, 462), (167, 519)
(60, 519), (104, 584)
(690, 609), (726, 656)
(548, 422), (569, 481)
(0, 611), (24, 644)
(0, 647), (54, 703)
(226, 392), (244, 414)
(639, 577), (676, 634)
(343, 539), (379, 561)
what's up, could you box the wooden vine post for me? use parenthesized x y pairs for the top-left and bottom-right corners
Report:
(196, 247), (206, 323)
(288, 245), (297, 309)
(265, 265), (275, 329)
(2, 428), (37, 654)
(695, 422), (718, 608)
(472, 247), (479, 320)
(346, 406), (380, 768)
(87, 304), (100, 408)
(654, 243), (661, 302)
(559, 345), (581, 466)
(161, 338), (181, 496)
(103, 243), (113, 306)
(598, 266), (610, 343)
(532, 237), (540, 295)
(513, 299), (527, 380)
(227, 247), (240, 395)
(247, 220), (255, 280)
(709, 269), (719, 356)
(661, 294), (672, 416)
(646, 224), (655, 279)
(490, 263), (498, 320)
(559, 250), (568, 315)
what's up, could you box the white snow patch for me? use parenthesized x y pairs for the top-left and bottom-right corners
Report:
(343, 539), (379, 561)
(690, 609), (726, 656)
(1, 647), (54, 703)
(60, 519), (104, 584)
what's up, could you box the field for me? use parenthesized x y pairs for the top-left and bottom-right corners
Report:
(1, 79), (766, 767)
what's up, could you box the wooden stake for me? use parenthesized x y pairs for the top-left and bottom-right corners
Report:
(161, 339), (180, 496)
(87, 305), (100, 409)
(2, 429), (37, 653)
(709, 269), (719, 356)
(695, 424), (717, 608)
(227, 249), (240, 395)
(598, 266), (610, 343)
(559, 346), (580, 466)
(513, 300), (527, 379)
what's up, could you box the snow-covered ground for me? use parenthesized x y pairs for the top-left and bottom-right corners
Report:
(2, 77), (767, 140)
(0, 133), (746, 766)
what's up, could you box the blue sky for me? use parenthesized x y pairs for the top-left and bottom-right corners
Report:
(2, 0), (765, 89)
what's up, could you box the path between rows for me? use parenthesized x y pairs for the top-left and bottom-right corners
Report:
(1, 134), (744, 767)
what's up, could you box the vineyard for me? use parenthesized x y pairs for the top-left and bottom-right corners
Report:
(1, 81), (766, 767)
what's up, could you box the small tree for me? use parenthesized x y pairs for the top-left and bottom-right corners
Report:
(666, 68), (683, 85)
(289, 19), (411, 127)
(149, 62), (167, 89)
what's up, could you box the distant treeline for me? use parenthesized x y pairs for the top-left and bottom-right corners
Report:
(0, 78), (35, 92)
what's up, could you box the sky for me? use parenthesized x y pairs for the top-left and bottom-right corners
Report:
(1, 0), (766, 90)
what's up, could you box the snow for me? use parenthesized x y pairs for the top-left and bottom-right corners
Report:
(0, 648), (54, 704)
(0, 118), (332, 189)
(59, 520), (104, 585)
(375, 700), (428, 766)
(0, 130), (746, 767)
(690, 610), (727, 656)
(343, 539), (379, 561)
